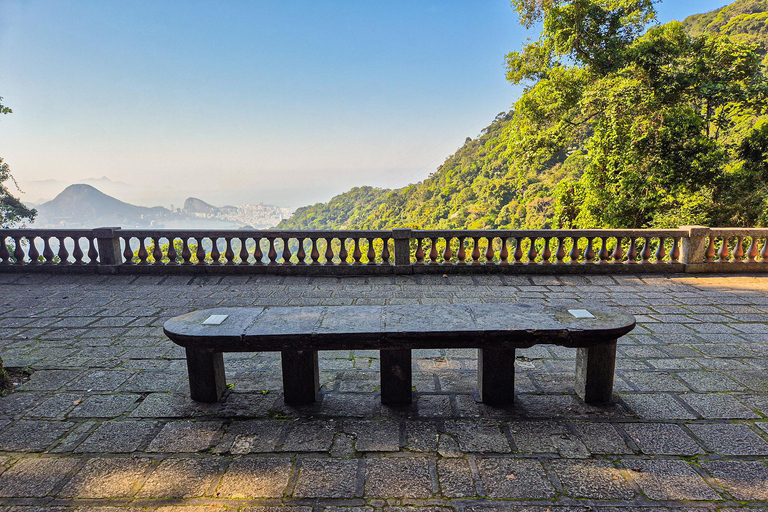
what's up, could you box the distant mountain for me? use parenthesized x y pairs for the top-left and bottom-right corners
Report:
(183, 197), (217, 215)
(35, 184), (173, 228)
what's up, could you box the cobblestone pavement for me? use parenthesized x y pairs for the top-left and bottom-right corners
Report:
(0, 272), (767, 511)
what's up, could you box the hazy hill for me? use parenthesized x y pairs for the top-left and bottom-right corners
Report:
(279, 0), (768, 231)
(35, 184), (173, 228)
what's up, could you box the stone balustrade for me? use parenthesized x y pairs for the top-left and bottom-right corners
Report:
(1, 226), (767, 274)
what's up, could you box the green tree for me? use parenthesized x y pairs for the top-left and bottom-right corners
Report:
(1, 97), (36, 229)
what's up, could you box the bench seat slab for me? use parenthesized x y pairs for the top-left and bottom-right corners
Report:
(281, 349), (320, 405)
(185, 348), (227, 403)
(380, 348), (412, 405)
(575, 340), (617, 404)
(478, 347), (515, 405)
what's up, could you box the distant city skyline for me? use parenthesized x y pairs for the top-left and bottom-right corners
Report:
(1, 1), (731, 209)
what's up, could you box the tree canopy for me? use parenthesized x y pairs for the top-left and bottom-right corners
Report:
(0, 97), (36, 228)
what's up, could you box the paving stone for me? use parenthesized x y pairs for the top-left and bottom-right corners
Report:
(674, 371), (747, 392)
(507, 421), (589, 458)
(345, 420), (400, 451)
(27, 393), (83, 419)
(215, 458), (293, 498)
(444, 420), (510, 453)
(17, 370), (82, 391)
(406, 421), (439, 452)
(281, 420), (336, 451)
(687, 422), (768, 455)
(58, 457), (153, 498)
(67, 369), (134, 392)
(701, 460), (768, 500)
(76, 420), (158, 452)
(622, 423), (704, 455)
(148, 420), (223, 452)
(551, 459), (635, 499)
(0, 457), (79, 497)
(476, 457), (555, 499)
(0, 420), (74, 452)
(120, 371), (185, 392)
(137, 457), (221, 498)
(619, 393), (697, 419)
(570, 422), (632, 454)
(67, 394), (140, 418)
(364, 458), (433, 498)
(679, 393), (759, 419)
(623, 459), (721, 501)
(437, 458), (475, 498)
(416, 395), (452, 417)
(293, 459), (359, 498)
(216, 420), (285, 454)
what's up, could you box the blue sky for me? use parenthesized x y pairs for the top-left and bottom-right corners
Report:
(0, 1), (731, 208)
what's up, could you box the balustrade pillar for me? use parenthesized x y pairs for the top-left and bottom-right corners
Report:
(93, 227), (122, 272)
(392, 228), (412, 274)
(680, 225), (709, 271)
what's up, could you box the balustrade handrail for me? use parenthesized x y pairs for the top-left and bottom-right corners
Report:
(1, 225), (767, 274)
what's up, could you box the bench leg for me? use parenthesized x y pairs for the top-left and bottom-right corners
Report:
(478, 347), (515, 405)
(185, 348), (226, 402)
(380, 348), (412, 405)
(281, 349), (319, 405)
(575, 340), (617, 404)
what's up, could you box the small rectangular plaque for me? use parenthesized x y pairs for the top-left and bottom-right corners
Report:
(568, 309), (595, 319)
(203, 314), (229, 325)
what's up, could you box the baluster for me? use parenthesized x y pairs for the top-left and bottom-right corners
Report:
(311, 237), (321, 265)
(339, 238), (348, 265)
(584, 237), (595, 263)
(88, 238), (98, 264)
(513, 237), (523, 264)
(122, 237), (133, 264)
(485, 237), (495, 263)
(267, 238), (277, 265)
(457, 237), (466, 264)
(612, 237), (624, 263)
(196, 238), (206, 265)
(13, 236), (25, 264)
(717, 236), (730, 262)
(429, 237), (439, 265)
(167, 237), (178, 265)
(253, 237), (264, 265)
(353, 238), (363, 265)
(72, 237), (84, 264)
(28, 237), (40, 265)
(415, 238), (425, 265)
(471, 237), (481, 264)
(55, 236), (68, 264)
(296, 237), (306, 264)
(137, 237), (148, 265)
(627, 237), (637, 263)
(499, 237), (508, 264)
(527, 237), (538, 263)
(733, 236), (745, 262)
(282, 237), (293, 265)
(705, 236), (716, 262)
(366, 237), (376, 265)
(541, 237), (552, 264)
(239, 238), (249, 265)
(640, 237), (652, 263)
(152, 237), (163, 265)
(746, 236), (759, 263)
(225, 237), (235, 265)
(210, 237), (221, 265)
(0, 236), (9, 264)
(655, 237), (666, 263)
(443, 237), (454, 264)
(598, 237), (610, 262)
(569, 237), (580, 264)
(181, 238), (192, 265)
(555, 237), (566, 263)
(761, 237), (768, 262)
(325, 237), (335, 264)
(381, 238), (391, 264)
(670, 237), (680, 263)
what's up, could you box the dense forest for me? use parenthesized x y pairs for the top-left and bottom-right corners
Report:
(279, 0), (768, 230)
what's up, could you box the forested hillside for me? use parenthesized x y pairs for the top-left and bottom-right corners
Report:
(280, 0), (768, 230)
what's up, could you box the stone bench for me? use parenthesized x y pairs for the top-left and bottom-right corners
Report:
(163, 303), (635, 406)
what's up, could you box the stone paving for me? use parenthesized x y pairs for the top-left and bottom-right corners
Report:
(0, 272), (767, 511)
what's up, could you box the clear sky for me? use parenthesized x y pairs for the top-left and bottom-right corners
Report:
(0, 0), (731, 209)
